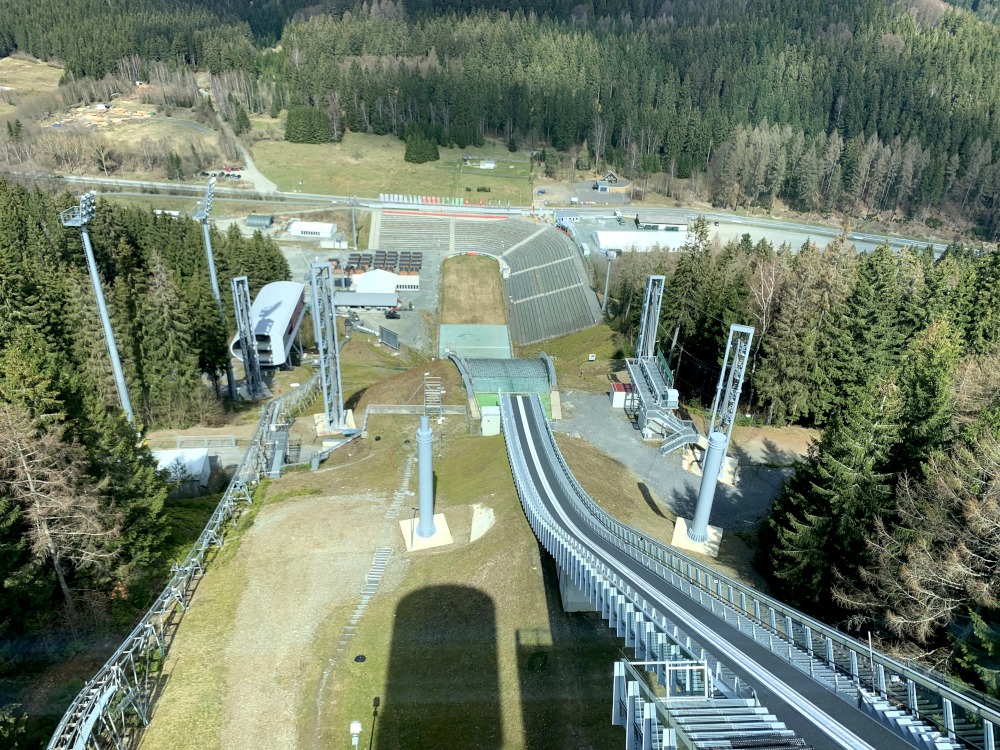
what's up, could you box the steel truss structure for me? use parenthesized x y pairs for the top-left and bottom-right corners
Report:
(635, 275), (665, 359)
(624, 276), (698, 452)
(707, 324), (754, 450)
(231, 275), (263, 400)
(309, 262), (345, 430)
(46, 377), (321, 750)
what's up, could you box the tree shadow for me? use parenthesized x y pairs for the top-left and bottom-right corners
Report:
(637, 482), (666, 518)
(376, 586), (501, 750)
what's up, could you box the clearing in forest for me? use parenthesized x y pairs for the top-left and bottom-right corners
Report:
(439, 254), (506, 325)
(252, 132), (531, 201)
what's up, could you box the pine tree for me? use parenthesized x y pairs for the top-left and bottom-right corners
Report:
(137, 254), (204, 428)
(762, 379), (901, 614)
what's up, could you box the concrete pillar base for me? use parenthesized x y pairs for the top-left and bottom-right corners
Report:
(313, 408), (356, 437)
(399, 513), (453, 551)
(681, 447), (741, 485)
(670, 517), (723, 558)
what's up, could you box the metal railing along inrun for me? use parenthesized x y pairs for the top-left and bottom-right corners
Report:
(46, 374), (321, 750)
(524, 394), (1000, 750)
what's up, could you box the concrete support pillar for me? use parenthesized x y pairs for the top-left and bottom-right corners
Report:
(688, 431), (727, 543)
(416, 416), (436, 537)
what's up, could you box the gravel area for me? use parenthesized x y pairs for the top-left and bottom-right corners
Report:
(553, 390), (791, 532)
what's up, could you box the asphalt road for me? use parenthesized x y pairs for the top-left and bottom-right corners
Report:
(505, 393), (915, 750)
(23, 170), (950, 254)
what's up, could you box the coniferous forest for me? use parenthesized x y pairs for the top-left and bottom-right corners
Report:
(610, 221), (1000, 693)
(4, 0), (1000, 741)
(0, 178), (288, 746)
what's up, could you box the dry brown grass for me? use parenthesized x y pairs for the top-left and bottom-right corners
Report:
(555, 434), (768, 590)
(0, 56), (63, 97)
(518, 324), (623, 394)
(439, 255), (506, 325)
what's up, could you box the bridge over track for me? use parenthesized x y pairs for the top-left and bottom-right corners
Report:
(500, 393), (999, 750)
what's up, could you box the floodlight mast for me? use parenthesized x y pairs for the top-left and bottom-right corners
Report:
(193, 178), (237, 401)
(60, 192), (135, 425)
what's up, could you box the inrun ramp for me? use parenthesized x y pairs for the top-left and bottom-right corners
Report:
(501, 393), (983, 750)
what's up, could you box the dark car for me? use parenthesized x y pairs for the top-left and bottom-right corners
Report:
(385, 310), (401, 319)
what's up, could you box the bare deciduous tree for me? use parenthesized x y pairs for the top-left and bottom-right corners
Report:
(836, 432), (1000, 643)
(0, 404), (120, 619)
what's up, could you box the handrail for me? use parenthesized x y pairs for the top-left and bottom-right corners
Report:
(529, 394), (1000, 742)
(46, 374), (321, 750)
(538, 351), (558, 389)
(447, 351), (478, 405)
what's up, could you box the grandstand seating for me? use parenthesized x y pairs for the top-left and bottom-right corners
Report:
(376, 213), (601, 344)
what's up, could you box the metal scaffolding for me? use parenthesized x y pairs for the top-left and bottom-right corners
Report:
(309, 262), (345, 430)
(192, 178), (237, 401)
(60, 192), (135, 425)
(708, 324), (755, 450)
(635, 275), (665, 359)
(231, 276), (263, 400)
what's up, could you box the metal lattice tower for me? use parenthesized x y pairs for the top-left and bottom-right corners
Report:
(708, 324), (755, 449)
(230, 276), (263, 400)
(309, 262), (345, 430)
(423, 374), (442, 418)
(192, 178), (237, 401)
(60, 192), (136, 425)
(635, 275), (665, 359)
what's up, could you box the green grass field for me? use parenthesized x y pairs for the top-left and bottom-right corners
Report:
(253, 132), (533, 201)
(519, 324), (624, 394)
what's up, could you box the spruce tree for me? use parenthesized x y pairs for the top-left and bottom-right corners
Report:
(137, 254), (203, 428)
(762, 379), (901, 614)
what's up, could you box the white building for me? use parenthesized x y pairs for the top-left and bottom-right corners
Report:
(287, 220), (337, 239)
(229, 281), (307, 368)
(351, 268), (420, 293)
(592, 230), (690, 254)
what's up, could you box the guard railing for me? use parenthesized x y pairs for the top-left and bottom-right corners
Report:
(46, 374), (320, 750)
(529, 394), (999, 750)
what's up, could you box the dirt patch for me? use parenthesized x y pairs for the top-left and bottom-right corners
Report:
(439, 255), (506, 325)
(686, 412), (818, 467)
(221, 493), (384, 750)
(729, 424), (817, 466)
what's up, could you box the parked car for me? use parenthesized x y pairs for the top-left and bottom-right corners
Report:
(385, 310), (401, 319)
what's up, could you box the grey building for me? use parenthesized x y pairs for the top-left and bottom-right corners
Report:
(246, 214), (274, 229)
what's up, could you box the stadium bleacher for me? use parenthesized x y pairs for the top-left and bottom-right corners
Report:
(376, 213), (600, 344)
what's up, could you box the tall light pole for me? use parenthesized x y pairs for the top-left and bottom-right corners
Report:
(351, 197), (358, 250)
(193, 178), (237, 401)
(60, 192), (135, 425)
(602, 250), (617, 314)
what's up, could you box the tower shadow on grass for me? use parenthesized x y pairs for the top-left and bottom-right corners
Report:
(517, 545), (626, 750)
(376, 586), (501, 750)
